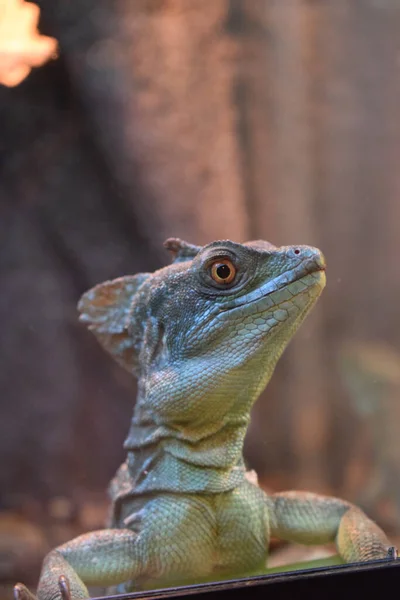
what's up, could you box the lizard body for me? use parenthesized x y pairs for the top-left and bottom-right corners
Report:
(16, 238), (393, 600)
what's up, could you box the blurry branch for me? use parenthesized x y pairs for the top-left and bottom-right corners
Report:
(0, 0), (57, 87)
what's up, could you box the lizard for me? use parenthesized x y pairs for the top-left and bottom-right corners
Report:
(14, 237), (396, 600)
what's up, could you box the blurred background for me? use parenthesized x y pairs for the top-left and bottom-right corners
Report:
(1, 0), (400, 596)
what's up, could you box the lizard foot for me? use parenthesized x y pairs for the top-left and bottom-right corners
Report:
(14, 576), (72, 600)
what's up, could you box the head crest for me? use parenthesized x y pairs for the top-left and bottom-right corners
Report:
(164, 238), (201, 263)
(77, 273), (149, 374)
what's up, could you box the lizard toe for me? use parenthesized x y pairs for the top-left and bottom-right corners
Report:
(13, 583), (37, 600)
(58, 575), (72, 600)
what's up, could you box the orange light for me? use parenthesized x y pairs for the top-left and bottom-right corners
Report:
(0, 0), (58, 87)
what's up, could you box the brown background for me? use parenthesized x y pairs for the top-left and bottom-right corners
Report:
(1, 0), (400, 592)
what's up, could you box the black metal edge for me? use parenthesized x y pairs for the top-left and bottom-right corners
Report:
(91, 556), (400, 600)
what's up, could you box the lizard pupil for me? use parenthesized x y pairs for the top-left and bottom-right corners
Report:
(210, 259), (236, 284)
(216, 264), (231, 279)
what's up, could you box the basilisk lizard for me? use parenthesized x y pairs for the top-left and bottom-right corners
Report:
(15, 238), (395, 600)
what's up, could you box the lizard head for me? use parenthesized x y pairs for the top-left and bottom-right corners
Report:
(78, 238), (325, 422)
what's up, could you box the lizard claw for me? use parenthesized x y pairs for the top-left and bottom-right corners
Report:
(58, 575), (72, 600)
(386, 546), (398, 560)
(13, 583), (37, 600)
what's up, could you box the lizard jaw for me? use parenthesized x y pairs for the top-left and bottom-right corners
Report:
(220, 253), (326, 311)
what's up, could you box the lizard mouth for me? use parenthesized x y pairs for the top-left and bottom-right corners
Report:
(221, 257), (325, 311)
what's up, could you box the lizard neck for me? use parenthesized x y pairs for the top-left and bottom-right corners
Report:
(121, 388), (250, 495)
(119, 346), (279, 496)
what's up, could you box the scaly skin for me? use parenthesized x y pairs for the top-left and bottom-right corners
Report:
(15, 238), (394, 599)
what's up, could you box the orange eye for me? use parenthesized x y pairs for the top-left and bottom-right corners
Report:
(210, 259), (236, 284)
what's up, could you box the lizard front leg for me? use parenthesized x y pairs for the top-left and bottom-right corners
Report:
(15, 529), (140, 600)
(266, 491), (394, 562)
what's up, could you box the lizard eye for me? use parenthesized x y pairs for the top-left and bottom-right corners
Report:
(210, 259), (236, 284)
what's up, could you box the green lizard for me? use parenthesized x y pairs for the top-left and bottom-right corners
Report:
(15, 238), (395, 600)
